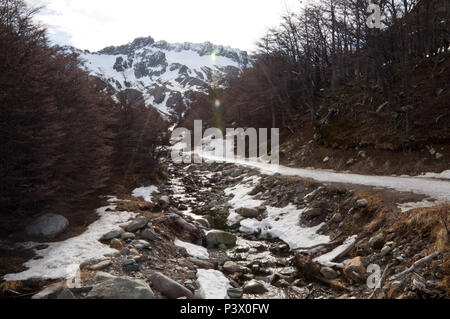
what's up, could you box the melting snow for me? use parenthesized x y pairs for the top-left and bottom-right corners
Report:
(398, 199), (441, 212)
(3, 205), (136, 281)
(225, 178), (330, 250)
(225, 177), (263, 210)
(238, 205), (330, 250)
(174, 239), (209, 260)
(417, 170), (450, 180)
(132, 185), (159, 202)
(196, 269), (230, 299)
(260, 205), (330, 250)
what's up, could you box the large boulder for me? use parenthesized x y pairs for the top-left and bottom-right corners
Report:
(86, 277), (154, 299)
(26, 214), (69, 239)
(206, 230), (237, 249)
(150, 272), (193, 299)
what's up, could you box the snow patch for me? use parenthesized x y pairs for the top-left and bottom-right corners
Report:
(3, 206), (136, 281)
(225, 178), (330, 250)
(260, 205), (330, 250)
(224, 176), (263, 225)
(174, 239), (209, 260)
(132, 185), (159, 202)
(196, 269), (230, 299)
(398, 199), (441, 212)
(417, 170), (450, 180)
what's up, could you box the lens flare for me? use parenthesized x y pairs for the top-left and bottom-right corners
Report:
(211, 52), (216, 62)
(215, 99), (221, 108)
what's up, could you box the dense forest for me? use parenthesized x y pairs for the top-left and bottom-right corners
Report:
(183, 0), (449, 157)
(0, 0), (169, 223)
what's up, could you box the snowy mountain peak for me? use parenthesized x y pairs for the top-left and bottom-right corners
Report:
(71, 36), (249, 115)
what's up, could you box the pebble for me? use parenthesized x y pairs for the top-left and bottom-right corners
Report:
(227, 288), (243, 299)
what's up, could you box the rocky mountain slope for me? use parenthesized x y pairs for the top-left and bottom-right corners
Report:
(69, 36), (249, 115)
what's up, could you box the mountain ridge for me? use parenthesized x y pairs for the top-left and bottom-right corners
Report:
(68, 36), (249, 115)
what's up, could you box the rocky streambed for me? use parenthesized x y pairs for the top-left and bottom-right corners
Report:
(4, 160), (447, 299)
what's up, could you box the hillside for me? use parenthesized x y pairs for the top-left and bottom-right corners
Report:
(279, 52), (450, 176)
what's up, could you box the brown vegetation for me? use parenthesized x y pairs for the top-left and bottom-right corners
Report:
(0, 0), (169, 238)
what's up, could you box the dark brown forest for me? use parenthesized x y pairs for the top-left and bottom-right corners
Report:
(0, 0), (169, 226)
(182, 0), (449, 156)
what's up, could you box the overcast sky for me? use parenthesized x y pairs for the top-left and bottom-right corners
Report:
(25, 0), (306, 53)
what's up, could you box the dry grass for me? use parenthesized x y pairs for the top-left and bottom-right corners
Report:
(389, 204), (449, 253)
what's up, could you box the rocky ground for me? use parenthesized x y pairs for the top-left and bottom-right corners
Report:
(1, 160), (448, 299)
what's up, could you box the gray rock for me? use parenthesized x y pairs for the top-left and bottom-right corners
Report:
(159, 196), (171, 206)
(92, 272), (117, 284)
(223, 261), (242, 273)
(90, 260), (112, 271)
(100, 229), (124, 241)
(131, 239), (151, 250)
(126, 217), (150, 233)
(356, 199), (369, 208)
(122, 259), (139, 272)
(141, 228), (159, 241)
(381, 245), (393, 256)
(56, 289), (75, 299)
(243, 280), (268, 294)
(110, 238), (123, 250)
(121, 232), (136, 240)
(26, 214), (69, 239)
(302, 207), (323, 218)
(206, 230), (237, 248)
(236, 208), (260, 218)
(331, 213), (343, 223)
(87, 277), (154, 299)
(150, 272), (193, 299)
(227, 288), (243, 299)
(320, 267), (338, 280)
(32, 282), (65, 299)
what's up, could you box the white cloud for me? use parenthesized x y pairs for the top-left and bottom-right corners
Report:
(25, 0), (304, 52)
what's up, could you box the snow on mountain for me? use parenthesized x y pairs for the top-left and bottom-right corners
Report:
(69, 36), (249, 115)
